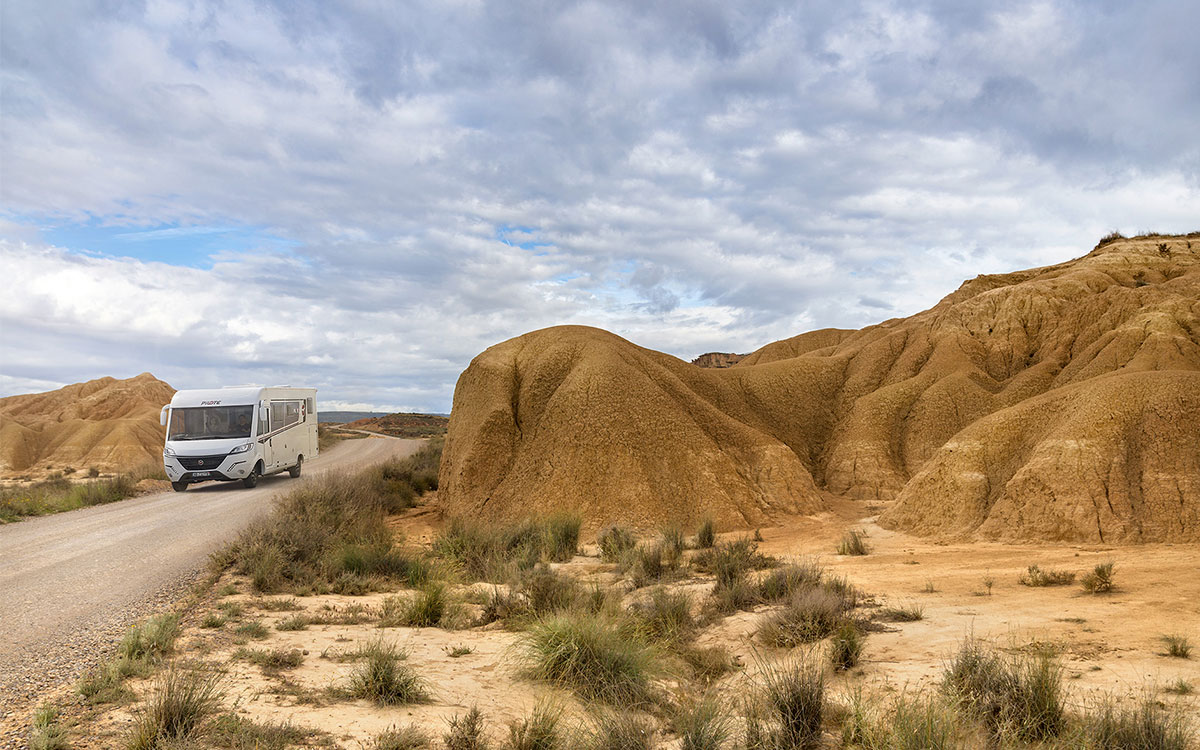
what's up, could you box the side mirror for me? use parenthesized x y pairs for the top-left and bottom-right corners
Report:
(160, 406), (169, 427)
(260, 405), (270, 422)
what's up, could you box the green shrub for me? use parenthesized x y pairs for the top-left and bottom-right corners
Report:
(758, 562), (823, 602)
(598, 525), (637, 562)
(125, 665), (223, 750)
(1162, 635), (1191, 658)
(629, 587), (696, 644)
(345, 640), (427, 705)
(435, 515), (577, 582)
(837, 530), (869, 556)
(30, 704), (69, 750)
(674, 694), (733, 750)
(696, 518), (716, 549)
(623, 543), (671, 588)
(444, 706), (489, 750)
(120, 613), (180, 665)
(505, 700), (565, 750)
(544, 513), (582, 562)
(1018, 565), (1076, 587)
(829, 623), (864, 671)
(521, 613), (657, 705)
(1081, 561), (1116, 594)
(660, 525), (687, 565)
(942, 638), (1064, 742)
(397, 583), (451, 628)
(234, 621), (269, 640)
(745, 655), (825, 749)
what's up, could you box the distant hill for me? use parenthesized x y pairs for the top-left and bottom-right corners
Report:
(345, 412), (449, 438)
(0, 373), (175, 477)
(440, 234), (1200, 542)
(319, 411), (391, 424)
(691, 352), (746, 368)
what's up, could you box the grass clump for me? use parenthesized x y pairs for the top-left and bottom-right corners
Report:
(582, 710), (656, 750)
(598, 524), (637, 562)
(1161, 634), (1191, 658)
(234, 620), (269, 640)
(380, 582), (458, 628)
(1085, 694), (1192, 749)
(125, 664), (223, 750)
(1081, 561), (1116, 594)
(758, 562), (824, 602)
(837, 529), (870, 556)
(505, 700), (565, 750)
(370, 724), (432, 749)
(703, 538), (775, 613)
(444, 706), (489, 750)
(0, 473), (144, 522)
(204, 713), (331, 748)
(674, 694), (733, 750)
(435, 513), (582, 582)
(745, 655), (825, 749)
(120, 613), (180, 664)
(234, 647), (304, 672)
(841, 689), (964, 750)
(629, 587), (696, 644)
(878, 602), (924, 622)
(30, 704), (70, 750)
(696, 518), (716, 549)
(345, 640), (427, 705)
(942, 637), (1064, 743)
(1163, 679), (1194, 696)
(680, 644), (737, 684)
(829, 623), (864, 671)
(1018, 565), (1076, 587)
(520, 612), (657, 705)
(757, 586), (854, 648)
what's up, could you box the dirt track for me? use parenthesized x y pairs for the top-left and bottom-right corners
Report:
(0, 435), (420, 727)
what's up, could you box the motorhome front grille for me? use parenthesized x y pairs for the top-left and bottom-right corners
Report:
(178, 455), (228, 470)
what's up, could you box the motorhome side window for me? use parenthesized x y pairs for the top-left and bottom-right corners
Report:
(270, 401), (302, 431)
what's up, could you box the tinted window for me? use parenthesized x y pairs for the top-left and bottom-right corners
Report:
(168, 406), (254, 441)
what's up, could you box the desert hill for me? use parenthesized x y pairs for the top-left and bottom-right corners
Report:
(344, 412), (449, 438)
(439, 234), (1200, 542)
(0, 373), (175, 476)
(691, 352), (746, 368)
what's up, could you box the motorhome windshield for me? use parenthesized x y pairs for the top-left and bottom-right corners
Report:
(168, 406), (254, 441)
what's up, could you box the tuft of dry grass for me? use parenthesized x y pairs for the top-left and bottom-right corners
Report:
(1081, 561), (1116, 594)
(125, 664), (223, 750)
(1018, 565), (1076, 587)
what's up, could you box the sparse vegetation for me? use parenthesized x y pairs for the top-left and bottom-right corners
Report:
(1018, 564), (1076, 587)
(234, 646), (304, 672)
(345, 639), (427, 705)
(1085, 693), (1192, 749)
(942, 637), (1064, 742)
(841, 689), (965, 750)
(628, 587), (696, 644)
(878, 602), (924, 622)
(0, 462), (168, 522)
(505, 700), (565, 750)
(582, 710), (656, 750)
(30, 704), (70, 750)
(674, 694), (733, 750)
(520, 612), (657, 705)
(369, 724), (433, 750)
(757, 586), (854, 647)
(696, 518), (716, 549)
(218, 441), (442, 593)
(1081, 561), (1116, 594)
(380, 583), (457, 628)
(125, 664), (224, 750)
(1161, 634), (1191, 659)
(435, 512), (582, 582)
(444, 706), (489, 750)
(829, 623), (864, 671)
(758, 562), (823, 603)
(598, 524), (637, 562)
(1163, 679), (1194, 696)
(837, 530), (869, 556)
(745, 655), (825, 749)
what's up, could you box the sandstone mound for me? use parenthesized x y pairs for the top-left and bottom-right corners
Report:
(691, 352), (746, 368)
(0, 373), (175, 476)
(440, 235), (1200, 541)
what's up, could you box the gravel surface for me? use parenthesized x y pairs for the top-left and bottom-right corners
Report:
(0, 436), (420, 744)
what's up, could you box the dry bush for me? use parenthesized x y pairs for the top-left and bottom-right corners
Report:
(1081, 561), (1116, 594)
(744, 655), (825, 749)
(837, 530), (870, 556)
(444, 706), (489, 750)
(520, 612), (658, 705)
(942, 638), (1064, 743)
(674, 694), (734, 750)
(1018, 565), (1076, 587)
(125, 664), (223, 750)
(345, 639), (427, 706)
(758, 587), (854, 647)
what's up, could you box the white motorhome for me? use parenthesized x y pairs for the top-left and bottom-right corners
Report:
(160, 386), (318, 492)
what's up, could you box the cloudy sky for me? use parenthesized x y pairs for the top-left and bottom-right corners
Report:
(2, 0), (1197, 412)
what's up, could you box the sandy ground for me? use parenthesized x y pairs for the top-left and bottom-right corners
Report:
(52, 497), (1200, 749)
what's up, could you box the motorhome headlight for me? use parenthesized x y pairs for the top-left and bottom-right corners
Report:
(229, 442), (253, 455)
(163, 446), (177, 457)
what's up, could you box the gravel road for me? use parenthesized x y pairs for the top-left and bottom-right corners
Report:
(0, 435), (420, 730)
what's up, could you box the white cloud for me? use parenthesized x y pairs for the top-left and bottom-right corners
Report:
(0, 0), (1197, 410)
